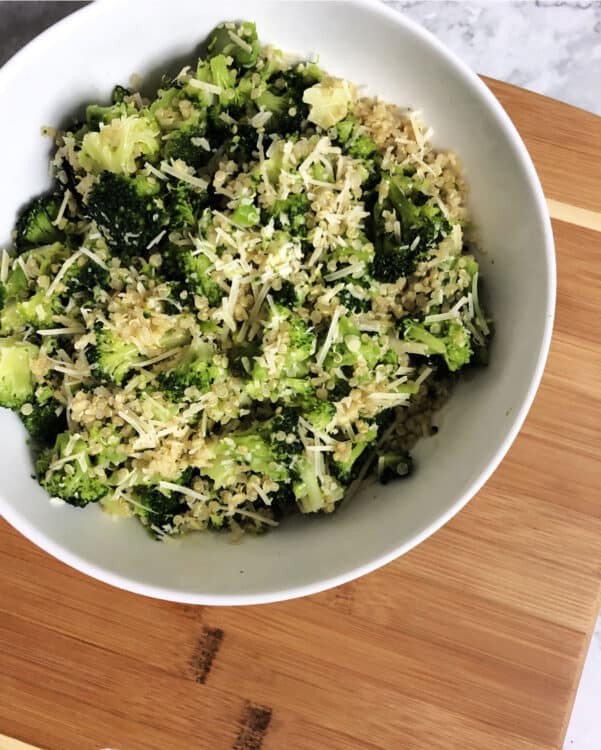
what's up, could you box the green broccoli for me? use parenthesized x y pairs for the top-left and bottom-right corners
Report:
(224, 124), (259, 165)
(161, 242), (223, 306)
(79, 113), (160, 174)
(331, 423), (378, 485)
(21, 389), (66, 445)
(15, 193), (63, 251)
(0, 260), (28, 309)
(347, 131), (376, 160)
(270, 280), (299, 309)
(292, 450), (345, 513)
(132, 482), (188, 533)
(336, 286), (371, 313)
(304, 400), (336, 432)
(85, 102), (134, 131)
(330, 378), (351, 401)
(163, 124), (211, 169)
(1, 290), (59, 332)
(65, 259), (110, 298)
(377, 451), (413, 484)
(206, 21), (260, 68)
(265, 407), (303, 457)
(402, 318), (472, 372)
(0, 338), (38, 409)
(157, 341), (227, 401)
(245, 306), (317, 406)
(39, 432), (107, 507)
(0, 243), (69, 334)
(256, 68), (315, 134)
(85, 171), (165, 254)
(87, 324), (147, 385)
(87, 423), (129, 469)
(371, 170), (451, 282)
(324, 317), (384, 371)
(231, 201), (260, 227)
(201, 432), (289, 489)
(166, 181), (208, 230)
(271, 193), (310, 236)
(112, 85), (132, 104)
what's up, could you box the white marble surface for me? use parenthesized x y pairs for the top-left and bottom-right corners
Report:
(386, 0), (601, 115)
(383, 3), (601, 749)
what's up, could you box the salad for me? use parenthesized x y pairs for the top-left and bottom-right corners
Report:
(0, 21), (491, 538)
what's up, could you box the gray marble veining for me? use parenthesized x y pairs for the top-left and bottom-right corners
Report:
(386, 0), (601, 115)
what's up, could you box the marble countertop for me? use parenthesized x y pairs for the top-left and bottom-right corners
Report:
(387, 0), (601, 116)
(0, 2), (599, 749)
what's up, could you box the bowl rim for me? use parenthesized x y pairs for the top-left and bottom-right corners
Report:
(0, 0), (556, 605)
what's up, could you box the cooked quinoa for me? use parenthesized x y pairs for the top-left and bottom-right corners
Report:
(0, 21), (491, 538)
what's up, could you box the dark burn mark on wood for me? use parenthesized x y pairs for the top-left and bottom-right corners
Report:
(191, 625), (224, 683)
(232, 702), (273, 750)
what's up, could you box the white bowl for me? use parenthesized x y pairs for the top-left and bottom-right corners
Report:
(0, 0), (555, 604)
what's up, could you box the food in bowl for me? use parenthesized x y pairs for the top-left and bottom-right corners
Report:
(0, 21), (491, 539)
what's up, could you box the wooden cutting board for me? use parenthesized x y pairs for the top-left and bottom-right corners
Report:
(1, 79), (600, 750)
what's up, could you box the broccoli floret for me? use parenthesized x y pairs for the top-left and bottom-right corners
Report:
(1, 289), (61, 335)
(206, 21), (260, 68)
(402, 318), (472, 372)
(330, 378), (351, 401)
(347, 131), (376, 160)
(333, 115), (355, 144)
(331, 423), (378, 485)
(267, 407), (303, 457)
(162, 242), (222, 306)
(231, 201), (260, 227)
(163, 124), (211, 169)
(305, 400), (335, 432)
(0, 268), (26, 311)
(21, 392), (66, 446)
(270, 280), (299, 309)
(325, 317), (383, 371)
(269, 481), (298, 520)
(271, 193), (310, 236)
(255, 67), (320, 135)
(245, 308), (316, 406)
(337, 287), (371, 313)
(377, 451), (413, 484)
(86, 171), (165, 253)
(15, 193), (63, 251)
(157, 342), (227, 401)
(292, 450), (345, 513)
(87, 423), (129, 469)
(85, 102), (133, 131)
(84, 85), (135, 130)
(0, 243), (69, 334)
(0, 338), (37, 409)
(371, 171), (451, 282)
(209, 54), (238, 104)
(166, 182), (208, 230)
(284, 312), (316, 375)
(87, 324), (146, 385)
(79, 113), (160, 174)
(65, 259), (110, 298)
(201, 432), (289, 489)
(111, 85), (132, 104)
(39, 432), (107, 507)
(133, 483), (188, 533)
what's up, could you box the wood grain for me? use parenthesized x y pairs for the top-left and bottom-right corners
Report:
(1, 79), (600, 750)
